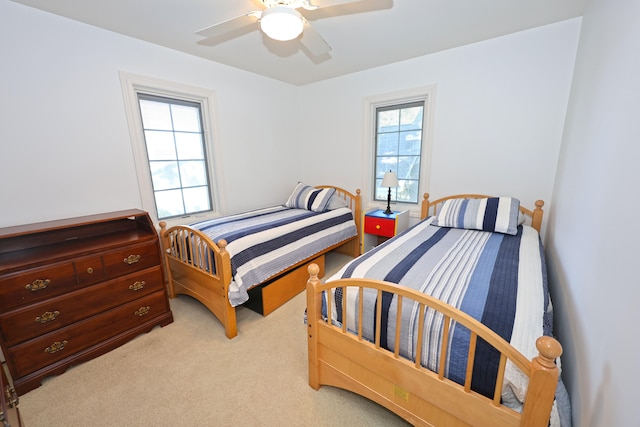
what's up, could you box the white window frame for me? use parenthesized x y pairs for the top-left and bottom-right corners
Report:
(363, 85), (436, 218)
(119, 71), (225, 227)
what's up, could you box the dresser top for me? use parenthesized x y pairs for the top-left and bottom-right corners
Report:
(0, 209), (149, 239)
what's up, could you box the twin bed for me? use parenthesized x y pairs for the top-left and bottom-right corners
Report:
(305, 194), (568, 427)
(159, 185), (567, 426)
(159, 184), (361, 339)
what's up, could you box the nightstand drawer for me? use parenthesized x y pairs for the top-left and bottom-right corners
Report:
(364, 217), (396, 237)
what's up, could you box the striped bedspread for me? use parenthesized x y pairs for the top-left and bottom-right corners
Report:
(326, 216), (566, 423)
(191, 205), (357, 307)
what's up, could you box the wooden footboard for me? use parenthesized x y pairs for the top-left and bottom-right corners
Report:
(159, 223), (238, 338)
(306, 264), (561, 427)
(159, 185), (362, 339)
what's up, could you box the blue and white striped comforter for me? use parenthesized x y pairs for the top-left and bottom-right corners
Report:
(191, 206), (357, 307)
(327, 217), (566, 425)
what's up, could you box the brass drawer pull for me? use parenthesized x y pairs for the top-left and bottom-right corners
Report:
(123, 254), (141, 265)
(44, 340), (68, 354)
(135, 306), (150, 317)
(36, 310), (60, 324)
(87, 267), (94, 274)
(25, 278), (51, 291)
(129, 281), (145, 291)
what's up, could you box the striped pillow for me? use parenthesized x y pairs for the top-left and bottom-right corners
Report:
(284, 183), (335, 213)
(432, 197), (521, 235)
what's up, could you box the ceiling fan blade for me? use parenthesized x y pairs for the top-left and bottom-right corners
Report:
(196, 12), (260, 39)
(300, 19), (331, 56)
(314, 0), (363, 7)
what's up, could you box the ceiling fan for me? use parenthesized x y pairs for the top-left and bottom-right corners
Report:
(196, 0), (363, 56)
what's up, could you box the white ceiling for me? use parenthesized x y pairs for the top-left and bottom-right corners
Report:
(11, 0), (587, 86)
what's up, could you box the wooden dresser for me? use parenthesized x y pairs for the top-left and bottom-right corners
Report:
(0, 210), (173, 394)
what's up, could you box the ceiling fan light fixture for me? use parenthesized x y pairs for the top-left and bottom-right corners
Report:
(260, 6), (304, 41)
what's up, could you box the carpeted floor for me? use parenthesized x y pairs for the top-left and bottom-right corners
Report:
(17, 252), (410, 426)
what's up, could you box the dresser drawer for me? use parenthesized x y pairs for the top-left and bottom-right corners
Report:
(7, 290), (169, 378)
(364, 216), (396, 237)
(102, 241), (160, 279)
(0, 261), (77, 311)
(74, 254), (105, 286)
(0, 266), (165, 346)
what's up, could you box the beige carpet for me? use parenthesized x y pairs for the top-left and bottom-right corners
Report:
(18, 252), (410, 427)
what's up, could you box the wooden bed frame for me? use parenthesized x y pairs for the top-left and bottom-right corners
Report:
(305, 194), (562, 427)
(159, 186), (361, 339)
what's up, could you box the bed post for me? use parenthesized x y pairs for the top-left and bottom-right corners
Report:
(354, 189), (362, 256)
(214, 239), (238, 339)
(520, 336), (562, 427)
(531, 200), (545, 233)
(306, 263), (322, 390)
(157, 221), (175, 298)
(421, 193), (430, 220)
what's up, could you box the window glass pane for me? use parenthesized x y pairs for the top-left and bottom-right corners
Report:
(175, 132), (204, 160)
(155, 189), (185, 217)
(183, 186), (211, 213)
(377, 133), (399, 156)
(171, 104), (201, 132)
(139, 100), (173, 130)
(150, 161), (180, 191)
(399, 131), (422, 155)
(145, 131), (177, 160)
(398, 156), (420, 180)
(400, 107), (423, 131)
(398, 180), (419, 203)
(377, 110), (399, 133)
(179, 160), (207, 187)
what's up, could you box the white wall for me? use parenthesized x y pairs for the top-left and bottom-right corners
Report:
(546, 0), (640, 426)
(296, 18), (582, 221)
(0, 1), (299, 227)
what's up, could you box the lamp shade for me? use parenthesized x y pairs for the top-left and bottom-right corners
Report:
(260, 6), (304, 41)
(381, 171), (399, 188)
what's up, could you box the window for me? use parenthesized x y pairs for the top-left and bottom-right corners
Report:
(374, 101), (425, 205)
(120, 72), (222, 225)
(138, 95), (211, 219)
(366, 86), (434, 212)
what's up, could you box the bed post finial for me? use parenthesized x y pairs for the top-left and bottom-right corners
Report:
(307, 263), (320, 286)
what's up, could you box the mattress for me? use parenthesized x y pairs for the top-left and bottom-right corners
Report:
(191, 205), (357, 306)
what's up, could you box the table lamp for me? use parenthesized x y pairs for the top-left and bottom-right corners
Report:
(381, 171), (399, 215)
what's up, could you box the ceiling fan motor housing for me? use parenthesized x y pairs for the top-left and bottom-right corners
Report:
(260, 6), (304, 41)
(262, 0), (319, 11)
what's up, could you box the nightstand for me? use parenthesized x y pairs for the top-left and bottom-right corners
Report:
(363, 209), (409, 248)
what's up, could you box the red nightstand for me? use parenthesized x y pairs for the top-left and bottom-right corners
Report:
(363, 209), (409, 248)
